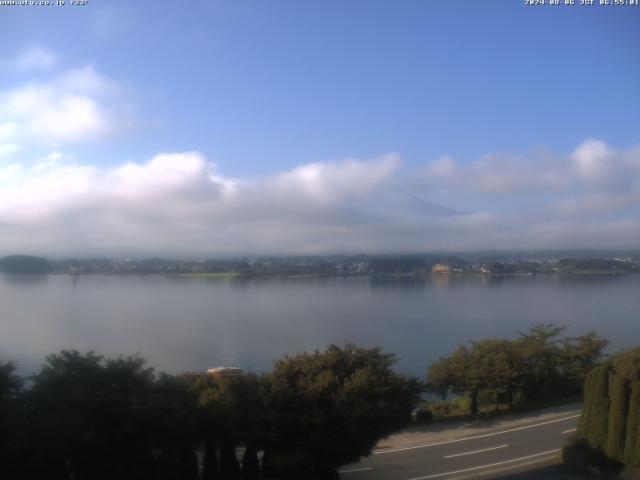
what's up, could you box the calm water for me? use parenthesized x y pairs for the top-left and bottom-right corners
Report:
(1, 273), (639, 377)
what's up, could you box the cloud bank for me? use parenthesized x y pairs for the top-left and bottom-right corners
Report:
(0, 140), (639, 257)
(0, 46), (638, 256)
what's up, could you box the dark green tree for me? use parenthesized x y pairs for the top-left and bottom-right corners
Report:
(202, 435), (220, 479)
(565, 348), (640, 476)
(624, 380), (640, 471)
(579, 369), (597, 435)
(262, 344), (421, 478)
(606, 374), (630, 461)
(428, 326), (608, 418)
(428, 345), (478, 414)
(19, 350), (202, 480)
(149, 374), (201, 480)
(22, 351), (158, 479)
(242, 446), (261, 480)
(516, 324), (565, 402)
(219, 434), (241, 480)
(428, 340), (522, 416)
(587, 363), (612, 451)
(469, 339), (522, 410)
(0, 361), (23, 476)
(193, 371), (266, 447)
(561, 332), (609, 395)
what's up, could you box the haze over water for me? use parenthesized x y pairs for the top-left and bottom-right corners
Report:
(1, 273), (638, 378)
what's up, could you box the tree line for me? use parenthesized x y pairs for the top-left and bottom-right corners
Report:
(0, 345), (420, 480)
(426, 324), (608, 416)
(0, 325), (610, 479)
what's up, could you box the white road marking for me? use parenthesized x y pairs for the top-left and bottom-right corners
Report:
(339, 467), (373, 474)
(562, 428), (578, 434)
(374, 413), (580, 455)
(408, 448), (562, 479)
(443, 444), (509, 459)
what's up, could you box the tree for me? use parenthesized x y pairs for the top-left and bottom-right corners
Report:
(586, 363), (611, 451)
(624, 380), (640, 471)
(565, 349), (640, 476)
(20, 350), (202, 480)
(219, 434), (241, 480)
(427, 340), (522, 416)
(606, 374), (630, 461)
(202, 435), (219, 479)
(21, 351), (158, 479)
(262, 344), (421, 478)
(428, 325), (608, 417)
(428, 345), (477, 413)
(427, 346), (467, 397)
(0, 361), (23, 476)
(561, 332), (609, 395)
(242, 446), (261, 480)
(468, 339), (522, 410)
(516, 324), (566, 402)
(191, 371), (266, 448)
(150, 374), (201, 480)
(579, 369), (597, 435)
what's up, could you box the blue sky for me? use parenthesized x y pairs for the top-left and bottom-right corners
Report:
(0, 1), (639, 256)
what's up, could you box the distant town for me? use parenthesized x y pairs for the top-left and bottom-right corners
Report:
(1, 252), (639, 277)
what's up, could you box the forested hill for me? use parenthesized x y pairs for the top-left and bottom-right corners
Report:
(0, 255), (50, 274)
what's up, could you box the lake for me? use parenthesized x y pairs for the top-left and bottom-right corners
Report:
(1, 273), (638, 378)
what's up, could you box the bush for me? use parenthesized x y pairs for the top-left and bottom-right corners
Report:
(413, 405), (433, 423)
(562, 438), (592, 473)
(624, 380), (640, 474)
(563, 438), (622, 476)
(568, 349), (640, 477)
(415, 397), (472, 422)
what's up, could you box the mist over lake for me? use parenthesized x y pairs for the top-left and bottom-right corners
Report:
(1, 273), (638, 377)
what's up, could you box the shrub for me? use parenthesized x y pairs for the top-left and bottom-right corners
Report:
(587, 364), (611, 450)
(624, 380), (640, 474)
(606, 375), (630, 461)
(562, 438), (593, 473)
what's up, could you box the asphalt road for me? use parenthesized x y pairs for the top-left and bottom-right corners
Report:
(339, 412), (581, 480)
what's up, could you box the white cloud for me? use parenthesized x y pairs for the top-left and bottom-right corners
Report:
(0, 141), (639, 256)
(0, 122), (20, 142)
(0, 144), (20, 157)
(424, 153), (568, 194)
(0, 46), (57, 72)
(0, 65), (133, 145)
(571, 139), (615, 184)
(423, 140), (640, 216)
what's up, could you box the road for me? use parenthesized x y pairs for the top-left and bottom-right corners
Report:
(339, 412), (580, 480)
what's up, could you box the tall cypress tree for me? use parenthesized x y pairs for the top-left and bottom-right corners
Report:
(219, 434), (241, 480)
(579, 369), (596, 436)
(624, 380), (640, 472)
(606, 374), (630, 461)
(588, 364), (611, 451)
(202, 436), (219, 479)
(241, 445), (261, 480)
(180, 448), (200, 480)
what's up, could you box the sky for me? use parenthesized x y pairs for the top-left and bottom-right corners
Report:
(0, 0), (639, 257)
